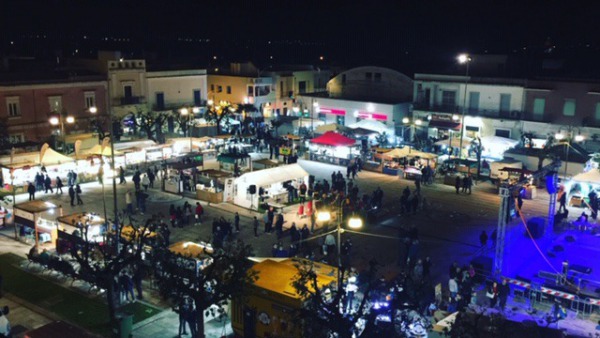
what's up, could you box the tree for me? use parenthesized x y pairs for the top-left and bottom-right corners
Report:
(472, 137), (483, 179)
(170, 110), (192, 137)
(205, 102), (236, 135)
(270, 118), (284, 137)
(69, 222), (154, 326)
(155, 239), (256, 338)
(537, 135), (555, 170)
(292, 259), (378, 338)
(133, 109), (169, 143)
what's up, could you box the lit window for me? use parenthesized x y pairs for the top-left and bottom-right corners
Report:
(84, 91), (96, 109)
(533, 98), (545, 116)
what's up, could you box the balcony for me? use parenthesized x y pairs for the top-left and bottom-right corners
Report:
(114, 96), (146, 106)
(152, 100), (207, 112)
(413, 102), (523, 120)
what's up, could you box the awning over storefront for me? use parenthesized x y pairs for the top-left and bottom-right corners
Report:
(428, 120), (462, 131)
(310, 131), (356, 147)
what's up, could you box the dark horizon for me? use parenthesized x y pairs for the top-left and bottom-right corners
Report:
(2, 1), (600, 76)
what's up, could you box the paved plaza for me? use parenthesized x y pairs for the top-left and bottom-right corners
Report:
(0, 157), (598, 336)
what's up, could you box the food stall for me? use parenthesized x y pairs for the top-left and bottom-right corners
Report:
(168, 241), (214, 277)
(231, 258), (337, 338)
(13, 200), (59, 248)
(233, 164), (309, 210)
(308, 131), (358, 166)
(496, 168), (534, 196)
(479, 136), (519, 160)
(56, 212), (106, 244)
(375, 147), (437, 176)
(145, 145), (173, 162)
(217, 152), (252, 175)
(567, 169), (600, 208)
(76, 144), (126, 181)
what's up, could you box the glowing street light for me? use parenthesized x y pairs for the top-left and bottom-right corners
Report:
(65, 116), (75, 124)
(402, 117), (410, 124)
(89, 106), (97, 114)
(457, 53), (472, 64)
(554, 133), (564, 140)
(317, 211), (331, 222)
(575, 134), (585, 142)
(347, 216), (363, 229)
(49, 117), (59, 126)
(207, 99), (214, 106)
(180, 108), (189, 116)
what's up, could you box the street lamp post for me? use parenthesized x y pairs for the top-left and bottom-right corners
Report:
(555, 128), (584, 179)
(49, 113), (75, 151)
(316, 207), (363, 293)
(457, 54), (472, 160)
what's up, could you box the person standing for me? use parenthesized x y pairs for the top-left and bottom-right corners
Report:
(0, 305), (10, 338)
(449, 277), (458, 299)
(479, 230), (488, 248)
(195, 202), (204, 224)
(44, 175), (53, 193)
(55, 176), (64, 195)
(253, 216), (259, 237)
(466, 174), (473, 194)
(27, 182), (36, 201)
(455, 176), (461, 195)
(76, 184), (84, 205)
(558, 189), (567, 213)
(68, 185), (76, 206)
(234, 212), (240, 232)
(498, 279), (510, 311)
(487, 282), (499, 308)
(125, 190), (133, 216)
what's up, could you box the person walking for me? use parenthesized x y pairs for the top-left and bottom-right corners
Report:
(119, 166), (126, 185)
(462, 176), (469, 193)
(55, 176), (64, 194)
(68, 185), (75, 206)
(27, 182), (36, 201)
(76, 184), (84, 205)
(177, 298), (190, 337)
(455, 175), (461, 195)
(141, 174), (150, 192)
(466, 174), (473, 194)
(558, 189), (567, 213)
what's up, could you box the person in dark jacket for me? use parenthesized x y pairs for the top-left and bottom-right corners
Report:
(498, 279), (510, 311)
(68, 186), (76, 206)
(27, 182), (36, 201)
(76, 184), (84, 205)
(44, 175), (53, 193)
(455, 176), (461, 195)
(55, 176), (64, 194)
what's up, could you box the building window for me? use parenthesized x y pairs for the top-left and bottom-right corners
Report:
(441, 91), (456, 107)
(210, 84), (215, 92)
(563, 99), (576, 116)
(226, 86), (231, 94)
(298, 81), (307, 94)
(533, 98), (545, 116)
(318, 112), (326, 121)
(6, 97), (20, 117)
(365, 72), (372, 80)
(8, 134), (24, 144)
(499, 94), (511, 113)
(84, 91), (96, 108)
(374, 73), (382, 82)
(217, 85), (223, 93)
(247, 86), (254, 97)
(48, 96), (63, 113)
(495, 129), (511, 138)
(595, 103), (600, 121)
(193, 90), (202, 106)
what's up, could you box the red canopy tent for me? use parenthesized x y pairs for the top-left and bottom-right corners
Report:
(310, 131), (356, 147)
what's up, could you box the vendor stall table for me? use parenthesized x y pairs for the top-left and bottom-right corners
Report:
(13, 200), (58, 248)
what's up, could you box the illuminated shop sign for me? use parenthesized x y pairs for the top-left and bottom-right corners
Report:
(318, 107), (346, 115)
(357, 112), (387, 121)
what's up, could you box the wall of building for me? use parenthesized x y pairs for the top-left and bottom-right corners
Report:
(327, 66), (413, 102)
(107, 59), (147, 105)
(523, 80), (600, 126)
(147, 70), (208, 110)
(0, 81), (108, 143)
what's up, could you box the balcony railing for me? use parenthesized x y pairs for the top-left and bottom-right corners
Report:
(413, 102), (523, 120)
(116, 96), (146, 105)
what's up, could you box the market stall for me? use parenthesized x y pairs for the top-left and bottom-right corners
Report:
(233, 163), (309, 210)
(434, 136), (473, 158)
(145, 145), (173, 162)
(567, 169), (600, 207)
(480, 136), (519, 159)
(375, 147), (437, 176)
(13, 200), (59, 248)
(163, 158), (204, 194)
(57, 212), (106, 242)
(168, 241), (214, 277)
(2, 145), (76, 192)
(308, 131), (358, 166)
(348, 119), (394, 135)
(217, 152), (252, 175)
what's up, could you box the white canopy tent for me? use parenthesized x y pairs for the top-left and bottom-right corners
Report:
(480, 136), (519, 158)
(571, 169), (600, 185)
(40, 148), (75, 166)
(348, 119), (393, 135)
(233, 164), (309, 210)
(434, 137), (473, 148)
(83, 144), (124, 157)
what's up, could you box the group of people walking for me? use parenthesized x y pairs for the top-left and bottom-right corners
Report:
(27, 170), (84, 206)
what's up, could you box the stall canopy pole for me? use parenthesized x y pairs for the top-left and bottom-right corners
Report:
(34, 214), (39, 249)
(109, 133), (120, 254)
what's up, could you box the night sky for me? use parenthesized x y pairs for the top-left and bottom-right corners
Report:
(2, 1), (600, 73)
